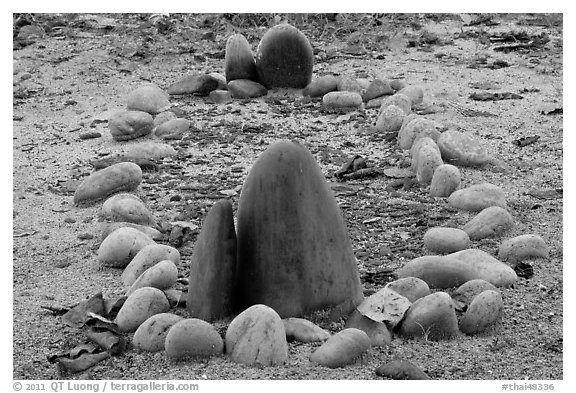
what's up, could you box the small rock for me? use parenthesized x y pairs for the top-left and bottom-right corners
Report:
(411, 137), (441, 171)
(398, 118), (440, 150)
(345, 309), (392, 347)
(283, 318), (330, 343)
(225, 304), (288, 366)
(415, 143), (443, 184)
(459, 290), (504, 335)
(397, 85), (424, 106)
(399, 292), (459, 340)
(126, 83), (171, 115)
(154, 118), (191, 139)
(133, 313), (184, 352)
(375, 360), (430, 380)
(302, 75), (339, 97)
(208, 72), (228, 90)
(153, 111), (178, 128)
(356, 78), (370, 90)
(363, 78), (394, 102)
(123, 141), (177, 160)
(17, 24), (46, 40)
(462, 206), (514, 240)
(374, 104), (405, 133)
(97, 227), (155, 268)
(337, 76), (362, 93)
(121, 243), (181, 287)
(101, 193), (155, 226)
(165, 319), (224, 360)
(385, 277), (430, 303)
(208, 90), (232, 104)
(423, 227), (471, 254)
(498, 234), (549, 266)
(380, 93), (412, 114)
(227, 79), (268, 98)
(167, 73), (220, 96)
(448, 183), (507, 212)
(356, 287), (411, 329)
(322, 91), (363, 112)
(452, 279), (498, 307)
(109, 111), (154, 141)
(115, 287), (170, 332)
(310, 328), (371, 368)
(127, 259), (178, 296)
(100, 222), (162, 244)
(74, 162), (142, 205)
(389, 79), (407, 92)
(365, 96), (386, 109)
(437, 130), (490, 167)
(430, 164), (461, 197)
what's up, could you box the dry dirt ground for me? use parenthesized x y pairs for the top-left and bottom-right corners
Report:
(11, 13), (564, 381)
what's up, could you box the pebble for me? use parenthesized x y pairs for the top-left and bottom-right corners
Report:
(355, 287), (411, 329)
(398, 118), (440, 150)
(375, 360), (431, 380)
(459, 290), (504, 335)
(452, 279), (498, 307)
(74, 162), (142, 205)
(385, 277), (430, 303)
(411, 137), (441, 170)
(365, 96), (386, 109)
(187, 199), (237, 321)
(97, 227), (155, 268)
(126, 259), (178, 296)
(363, 78), (394, 102)
(423, 227), (471, 254)
(399, 292), (459, 340)
(337, 76), (363, 93)
(302, 75), (339, 97)
(121, 243), (181, 287)
(389, 79), (407, 92)
(154, 118), (191, 139)
(167, 73), (220, 95)
(310, 328), (371, 368)
(283, 318), (330, 343)
(17, 24), (46, 40)
(126, 83), (171, 115)
(123, 141), (177, 160)
(225, 33), (258, 82)
(208, 72), (228, 90)
(322, 91), (363, 112)
(415, 143), (443, 184)
(227, 79), (268, 98)
(437, 130), (490, 166)
(380, 93), (412, 114)
(344, 309), (392, 347)
(100, 222), (162, 243)
(462, 206), (514, 240)
(153, 110), (177, 128)
(430, 164), (461, 197)
(225, 304), (288, 366)
(448, 183), (506, 212)
(208, 90), (232, 104)
(498, 234), (549, 266)
(374, 104), (405, 133)
(133, 313), (184, 352)
(165, 319), (224, 360)
(100, 193), (155, 226)
(397, 85), (424, 106)
(115, 287), (170, 332)
(109, 111), (154, 141)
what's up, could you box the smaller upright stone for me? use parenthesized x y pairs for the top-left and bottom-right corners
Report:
(363, 78), (395, 102)
(227, 79), (268, 98)
(126, 84), (171, 115)
(225, 33), (258, 82)
(109, 111), (154, 141)
(430, 164), (461, 197)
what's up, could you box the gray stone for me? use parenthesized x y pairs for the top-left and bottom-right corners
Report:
(302, 75), (339, 97)
(74, 162), (142, 205)
(375, 360), (431, 380)
(133, 313), (184, 352)
(423, 227), (471, 254)
(437, 130), (490, 167)
(115, 287), (170, 332)
(165, 319), (224, 359)
(498, 234), (549, 266)
(399, 292), (459, 340)
(363, 78), (394, 102)
(345, 309), (392, 347)
(225, 305), (288, 366)
(375, 104), (405, 133)
(389, 79), (407, 92)
(459, 290), (503, 335)
(399, 118), (441, 150)
(337, 76), (363, 93)
(323, 91), (363, 112)
(109, 111), (153, 141)
(101, 193), (155, 226)
(385, 277), (430, 303)
(310, 328), (371, 368)
(154, 118), (191, 139)
(121, 243), (181, 287)
(452, 279), (498, 307)
(283, 318), (330, 343)
(208, 89), (232, 104)
(126, 259), (178, 296)
(462, 206), (514, 240)
(126, 84), (170, 115)
(167, 74), (220, 95)
(430, 164), (461, 197)
(123, 141), (177, 160)
(380, 93), (412, 114)
(415, 143), (443, 184)
(227, 79), (268, 98)
(448, 183), (506, 212)
(397, 85), (424, 106)
(153, 111), (177, 128)
(97, 227), (155, 268)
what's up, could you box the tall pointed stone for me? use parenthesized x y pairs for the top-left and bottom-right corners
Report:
(187, 199), (237, 321)
(236, 140), (363, 318)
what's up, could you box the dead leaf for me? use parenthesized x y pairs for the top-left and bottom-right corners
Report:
(357, 287), (411, 328)
(61, 293), (105, 328)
